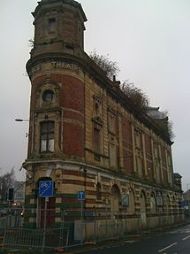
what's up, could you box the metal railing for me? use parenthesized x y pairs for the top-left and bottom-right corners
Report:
(0, 207), (185, 252)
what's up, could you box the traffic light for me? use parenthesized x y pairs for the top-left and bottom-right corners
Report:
(8, 188), (14, 201)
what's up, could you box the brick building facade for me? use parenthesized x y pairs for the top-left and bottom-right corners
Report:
(23, 0), (183, 233)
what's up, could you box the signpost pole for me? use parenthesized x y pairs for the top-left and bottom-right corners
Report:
(38, 180), (54, 251)
(77, 191), (85, 220)
(77, 191), (85, 243)
(42, 197), (48, 252)
(80, 200), (83, 219)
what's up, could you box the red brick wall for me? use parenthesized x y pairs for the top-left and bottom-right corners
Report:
(63, 122), (84, 157)
(31, 74), (84, 112)
(59, 75), (84, 112)
(31, 73), (85, 158)
(59, 75), (84, 157)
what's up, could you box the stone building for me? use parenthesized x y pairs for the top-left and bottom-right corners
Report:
(23, 0), (183, 233)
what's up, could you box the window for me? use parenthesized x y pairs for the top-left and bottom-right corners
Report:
(42, 90), (54, 102)
(128, 190), (135, 214)
(166, 195), (171, 214)
(95, 101), (100, 115)
(93, 95), (102, 117)
(111, 185), (120, 214)
(93, 124), (101, 153)
(140, 191), (146, 213)
(96, 183), (102, 200)
(108, 113), (116, 134)
(136, 156), (143, 176)
(150, 193), (156, 214)
(154, 145), (161, 183)
(135, 130), (141, 148)
(156, 192), (163, 207)
(48, 18), (56, 33)
(109, 142), (117, 168)
(40, 121), (55, 152)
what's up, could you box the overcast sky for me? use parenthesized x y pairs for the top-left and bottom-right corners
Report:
(0, 0), (190, 190)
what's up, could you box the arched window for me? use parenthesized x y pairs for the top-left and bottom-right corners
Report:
(140, 191), (146, 213)
(140, 191), (147, 227)
(156, 191), (163, 207)
(166, 195), (171, 214)
(128, 189), (135, 214)
(150, 192), (156, 214)
(40, 121), (55, 152)
(172, 195), (176, 213)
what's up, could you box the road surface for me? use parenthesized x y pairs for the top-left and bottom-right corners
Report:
(80, 224), (190, 254)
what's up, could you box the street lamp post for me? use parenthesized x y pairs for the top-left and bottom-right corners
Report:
(15, 119), (29, 122)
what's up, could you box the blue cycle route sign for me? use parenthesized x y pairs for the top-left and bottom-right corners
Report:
(77, 191), (85, 201)
(39, 180), (54, 198)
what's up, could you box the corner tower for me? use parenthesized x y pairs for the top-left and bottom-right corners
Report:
(24, 0), (87, 228)
(31, 0), (86, 57)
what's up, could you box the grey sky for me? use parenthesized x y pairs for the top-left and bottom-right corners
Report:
(0, 0), (190, 190)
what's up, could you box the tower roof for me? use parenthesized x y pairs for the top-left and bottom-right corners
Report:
(33, 0), (87, 21)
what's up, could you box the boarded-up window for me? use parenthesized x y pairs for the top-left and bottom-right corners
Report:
(154, 144), (161, 183)
(93, 124), (101, 153)
(135, 130), (142, 149)
(136, 156), (143, 176)
(108, 112), (116, 134)
(145, 134), (152, 155)
(93, 95), (102, 117)
(110, 143), (117, 168)
(111, 185), (120, 214)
